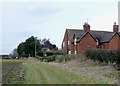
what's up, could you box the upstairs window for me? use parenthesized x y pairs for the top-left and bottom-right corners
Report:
(96, 38), (99, 46)
(96, 41), (99, 46)
(68, 41), (70, 45)
(74, 38), (77, 45)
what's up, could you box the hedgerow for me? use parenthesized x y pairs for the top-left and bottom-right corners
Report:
(84, 49), (120, 64)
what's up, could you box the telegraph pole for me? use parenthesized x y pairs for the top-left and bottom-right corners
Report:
(35, 37), (37, 57)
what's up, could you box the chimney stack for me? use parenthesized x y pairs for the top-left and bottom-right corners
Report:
(113, 22), (119, 32)
(83, 22), (90, 32)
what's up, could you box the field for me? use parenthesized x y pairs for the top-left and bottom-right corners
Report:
(23, 58), (104, 84)
(2, 57), (119, 84)
(2, 59), (25, 84)
(54, 59), (119, 84)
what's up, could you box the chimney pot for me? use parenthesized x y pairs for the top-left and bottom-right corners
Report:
(83, 22), (90, 32)
(113, 22), (119, 32)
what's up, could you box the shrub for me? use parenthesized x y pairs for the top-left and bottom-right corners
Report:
(55, 55), (65, 62)
(53, 50), (65, 55)
(84, 49), (118, 64)
(45, 55), (56, 62)
(46, 52), (53, 56)
(2, 57), (12, 59)
(55, 55), (75, 62)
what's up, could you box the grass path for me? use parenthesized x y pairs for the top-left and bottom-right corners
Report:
(23, 58), (104, 84)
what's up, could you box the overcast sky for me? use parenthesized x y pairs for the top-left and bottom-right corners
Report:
(0, 0), (119, 55)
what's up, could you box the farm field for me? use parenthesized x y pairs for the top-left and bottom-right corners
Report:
(2, 57), (118, 84)
(2, 59), (25, 84)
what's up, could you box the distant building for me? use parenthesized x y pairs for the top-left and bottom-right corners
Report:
(41, 47), (50, 52)
(41, 47), (53, 56)
(118, 1), (120, 32)
(0, 55), (9, 59)
(62, 22), (120, 54)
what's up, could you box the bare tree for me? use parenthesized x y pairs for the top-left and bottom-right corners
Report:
(12, 48), (18, 58)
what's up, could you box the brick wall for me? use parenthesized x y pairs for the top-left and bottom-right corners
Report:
(118, 34), (120, 49)
(77, 33), (96, 53)
(67, 33), (72, 54)
(71, 43), (75, 54)
(62, 30), (75, 54)
(62, 30), (68, 54)
(108, 34), (119, 50)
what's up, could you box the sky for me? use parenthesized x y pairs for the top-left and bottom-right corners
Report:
(118, 1), (120, 32)
(0, 0), (119, 55)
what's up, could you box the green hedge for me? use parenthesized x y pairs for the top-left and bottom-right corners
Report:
(46, 52), (53, 56)
(55, 55), (75, 62)
(46, 55), (56, 62)
(84, 49), (120, 64)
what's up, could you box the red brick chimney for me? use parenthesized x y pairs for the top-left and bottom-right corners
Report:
(113, 22), (119, 32)
(83, 22), (90, 32)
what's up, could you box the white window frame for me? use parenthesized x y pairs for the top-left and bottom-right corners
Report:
(96, 38), (99, 46)
(68, 51), (71, 54)
(96, 41), (99, 46)
(68, 41), (70, 45)
(74, 50), (77, 54)
(74, 38), (77, 45)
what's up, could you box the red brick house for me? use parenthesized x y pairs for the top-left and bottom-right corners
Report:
(62, 22), (120, 54)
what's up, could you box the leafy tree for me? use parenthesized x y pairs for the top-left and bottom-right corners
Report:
(17, 36), (58, 57)
(17, 42), (25, 56)
(44, 40), (57, 50)
(17, 36), (41, 57)
(52, 44), (56, 49)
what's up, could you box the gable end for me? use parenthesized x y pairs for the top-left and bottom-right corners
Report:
(76, 32), (97, 43)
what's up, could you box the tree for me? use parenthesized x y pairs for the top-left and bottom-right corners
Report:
(10, 48), (18, 59)
(52, 44), (56, 49)
(17, 36), (41, 57)
(41, 38), (47, 44)
(17, 36), (58, 57)
(44, 40), (57, 50)
(17, 42), (25, 56)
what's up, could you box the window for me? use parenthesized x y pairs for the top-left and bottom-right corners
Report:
(68, 41), (70, 45)
(74, 50), (77, 54)
(96, 38), (99, 46)
(63, 42), (65, 47)
(74, 38), (77, 45)
(68, 51), (71, 54)
(96, 41), (99, 46)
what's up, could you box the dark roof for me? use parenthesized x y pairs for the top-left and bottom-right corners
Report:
(66, 29), (120, 43)
(67, 29), (84, 41)
(0, 55), (9, 57)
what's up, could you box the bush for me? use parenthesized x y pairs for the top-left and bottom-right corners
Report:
(46, 52), (53, 56)
(84, 49), (119, 64)
(44, 55), (56, 62)
(55, 55), (64, 62)
(55, 55), (75, 62)
(2, 57), (12, 59)
(53, 50), (65, 55)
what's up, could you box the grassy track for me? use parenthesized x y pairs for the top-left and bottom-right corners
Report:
(23, 58), (104, 84)
(2, 58), (108, 84)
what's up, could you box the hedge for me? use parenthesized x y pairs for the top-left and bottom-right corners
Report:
(84, 49), (120, 64)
